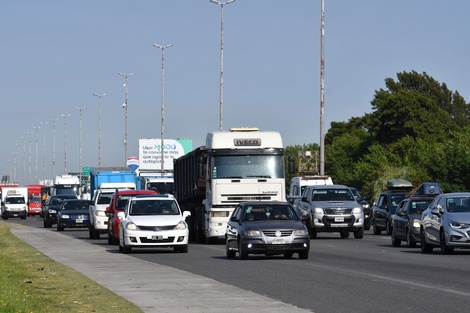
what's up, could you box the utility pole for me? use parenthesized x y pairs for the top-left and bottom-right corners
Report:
(210, 0), (236, 131)
(153, 43), (173, 175)
(40, 122), (48, 181)
(319, 0), (325, 175)
(93, 93), (106, 167)
(75, 107), (86, 186)
(61, 114), (71, 174)
(119, 72), (134, 165)
(33, 126), (40, 183)
(50, 118), (59, 179)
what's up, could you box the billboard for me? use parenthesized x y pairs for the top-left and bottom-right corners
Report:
(138, 139), (192, 171)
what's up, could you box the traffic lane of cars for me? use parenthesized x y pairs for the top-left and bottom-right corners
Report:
(7, 217), (470, 313)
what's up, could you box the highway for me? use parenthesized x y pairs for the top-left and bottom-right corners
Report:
(6, 215), (470, 313)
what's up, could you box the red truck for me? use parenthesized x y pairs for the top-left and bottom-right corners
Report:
(27, 184), (43, 216)
(106, 189), (158, 245)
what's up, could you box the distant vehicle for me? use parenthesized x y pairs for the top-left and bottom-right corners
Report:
(42, 195), (78, 228)
(287, 175), (333, 205)
(106, 189), (158, 245)
(56, 199), (90, 231)
(50, 175), (80, 197)
(27, 184), (43, 216)
(225, 201), (310, 260)
(372, 179), (413, 235)
(295, 185), (364, 239)
(1, 187), (28, 220)
(391, 182), (441, 248)
(117, 194), (191, 254)
(421, 192), (470, 254)
(349, 187), (371, 230)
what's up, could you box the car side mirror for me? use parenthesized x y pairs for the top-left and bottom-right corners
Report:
(117, 211), (125, 220)
(431, 208), (440, 216)
(183, 211), (191, 218)
(301, 197), (308, 202)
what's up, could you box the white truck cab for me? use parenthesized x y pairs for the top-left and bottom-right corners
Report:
(287, 175), (333, 204)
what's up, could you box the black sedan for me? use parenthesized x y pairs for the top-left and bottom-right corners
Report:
(43, 195), (78, 228)
(56, 199), (90, 231)
(226, 201), (310, 260)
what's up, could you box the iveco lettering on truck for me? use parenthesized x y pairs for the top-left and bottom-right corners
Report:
(174, 127), (286, 244)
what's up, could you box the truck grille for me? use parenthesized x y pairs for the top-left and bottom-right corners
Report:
(324, 208), (352, 214)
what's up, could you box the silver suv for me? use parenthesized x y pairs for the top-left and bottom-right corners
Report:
(296, 185), (364, 239)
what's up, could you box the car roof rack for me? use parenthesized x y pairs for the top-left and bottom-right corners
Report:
(386, 179), (413, 191)
(405, 182), (443, 198)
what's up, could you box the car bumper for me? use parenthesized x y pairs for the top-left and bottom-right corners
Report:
(28, 208), (42, 215)
(122, 229), (189, 248)
(58, 219), (90, 228)
(313, 214), (364, 231)
(239, 237), (310, 255)
(2, 210), (27, 218)
(93, 216), (108, 231)
(45, 213), (58, 224)
(445, 227), (470, 248)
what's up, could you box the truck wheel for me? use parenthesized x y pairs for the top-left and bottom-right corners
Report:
(89, 226), (95, 239)
(93, 228), (101, 239)
(354, 228), (364, 239)
(307, 223), (317, 239)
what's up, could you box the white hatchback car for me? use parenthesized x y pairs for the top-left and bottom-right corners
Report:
(117, 194), (191, 253)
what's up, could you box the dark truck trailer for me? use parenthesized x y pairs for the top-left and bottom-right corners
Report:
(173, 147), (206, 241)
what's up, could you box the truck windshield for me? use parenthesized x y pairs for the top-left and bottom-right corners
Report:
(55, 186), (80, 197)
(212, 155), (284, 179)
(146, 182), (174, 194)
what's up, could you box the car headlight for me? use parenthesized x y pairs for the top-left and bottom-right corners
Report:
(353, 207), (362, 214)
(96, 210), (106, 217)
(125, 222), (139, 231)
(244, 230), (261, 237)
(449, 221), (470, 229)
(174, 221), (187, 230)
(362, 204), (369, 209)
(294, 229), (309, 236)
(313, 207), (324, 214)
(49, 209), (57, 214)
(412, 219), (421, 228)
(61, 214), (70, 218)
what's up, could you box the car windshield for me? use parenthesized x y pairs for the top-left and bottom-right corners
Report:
(447, 197), (470, 213)
(97, 193), (113, 204)
(243, 204), (298, 221)
(311, 188), (355, 201)
(410, 199), (432, 214)
(129, 199), (179, 216)
(63, 202), (88, 211)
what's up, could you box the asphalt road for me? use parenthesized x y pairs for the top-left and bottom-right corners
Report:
(6, 215), (470, 313)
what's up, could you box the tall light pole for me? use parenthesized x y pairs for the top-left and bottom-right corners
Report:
(27, 131), (33, 184)
(75, 106), (86, 186)
(93, 93), (106, 167)
(40, 121), (48, 181)
(210, 0), (235, 131)
(33, 126), (40, 183)
(319, 0), (325, 175)
(21, 136), (26, 185)
(50, 118), (59, 179)
(119, 72), (134, 165)
(153, 43), (173, 175)
(61, 114), (71, 174)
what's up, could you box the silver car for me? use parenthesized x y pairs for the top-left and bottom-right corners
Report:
(420, 192), (470, 254)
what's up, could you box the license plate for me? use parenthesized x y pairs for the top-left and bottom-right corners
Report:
(76, 219), (83, 223)
(150, 235), (163, 240)
(335, 216), (344, 222)
(272, 238), (285, 244)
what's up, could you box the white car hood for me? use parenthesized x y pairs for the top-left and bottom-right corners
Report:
(127, 215), (182, 226)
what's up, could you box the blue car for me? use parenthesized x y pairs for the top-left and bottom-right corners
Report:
(56, 199), (90, 231)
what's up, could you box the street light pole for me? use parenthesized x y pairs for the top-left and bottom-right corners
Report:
(210, 0), (235, 131)
(153, 43), (173, 175)
(93, 93), (106, 167)
(50, 118), (59, 179)
(33, 126), (40, 183)
(61, 114), (71, 174)
(118, 72), (134, 165)
(319, 0), (325, 175)
(40, 122), (48, 181)
(75, 107), (86, 187)
(21, 136), (26, 185)
(27, 131), (33, 184)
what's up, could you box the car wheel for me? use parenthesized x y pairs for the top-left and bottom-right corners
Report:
(122, 241), (132, 254)
(391, 229), (401, 247)
(226, 241), (236, 259)
(284, 253), (293, 258)
(57, 222), (64, 232)
(385, 220), (392, 235)
(89, 226), (95, 239)
(420, 230), (433, 253)
(174, 245), (188, 253)
(340, 231), (349, 239)
(364, 220), (371, 231)
(440, 230), (454, 254)
(107, 231), (113, 245)
(238, 240), (248, 260)
(373, 220), (381, 235)
(298, 251), (309, 259)
(354, 228), (364, 239)
(406, 230), (416, 248)
(93, 228), (101, 239)
(43, 218), (51, 228)
(307, 223), (317, 239)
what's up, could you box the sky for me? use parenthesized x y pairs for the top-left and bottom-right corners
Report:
(1, 1), (470, 185)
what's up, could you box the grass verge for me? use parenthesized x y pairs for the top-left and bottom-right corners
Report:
(0, 222), (143, 313)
